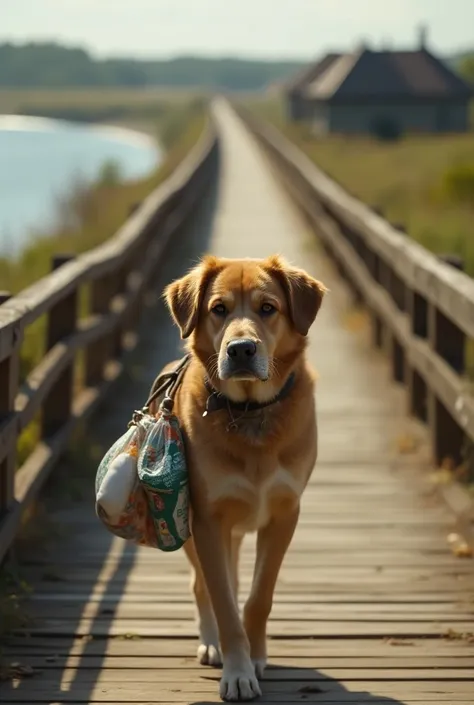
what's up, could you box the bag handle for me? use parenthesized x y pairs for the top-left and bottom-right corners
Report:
(143, 353), (191, 416)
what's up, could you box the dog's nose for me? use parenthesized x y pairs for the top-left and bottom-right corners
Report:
(227, 339), (257, 361)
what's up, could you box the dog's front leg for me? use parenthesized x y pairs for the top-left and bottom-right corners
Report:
(243, 503), (300, 678)
(192, 513), (261, 701)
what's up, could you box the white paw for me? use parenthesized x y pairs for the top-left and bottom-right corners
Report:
(197, 642), (222, 667)
(252, 657), (267, 679)
(220, 660), (262, 701)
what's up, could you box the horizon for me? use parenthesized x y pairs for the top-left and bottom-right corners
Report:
(1, 39), (473, 64)
(2, 1), (474, 61)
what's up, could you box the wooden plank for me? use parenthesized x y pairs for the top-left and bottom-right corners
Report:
(19, 618), (474, 638)
(25, 590), (474, 604)
(26, 601), (474, 621)
(6, 637), (474, 658)
(4, 655), (474, 670)
(23, 549), (465, 568)
(2, 679), (474, 701)
(0, 300), (19, 548)
(1, 700), (473, 705)
(5, 667), (474, 682)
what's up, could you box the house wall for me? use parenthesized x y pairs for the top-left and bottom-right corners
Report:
(310, 102), (330, 135)
(287, 92), (314, 122)
(326, 101), (469, 134)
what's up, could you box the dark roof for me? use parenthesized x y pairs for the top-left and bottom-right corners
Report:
(300, 48), (472, 101)
(285, 53), (340, 92)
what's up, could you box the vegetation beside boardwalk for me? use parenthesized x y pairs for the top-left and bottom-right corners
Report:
(245, 96), (474, 277)
(0, 87), (202, 131)
(0, 96), (207, 468)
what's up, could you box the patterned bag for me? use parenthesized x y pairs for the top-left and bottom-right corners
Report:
(95, 356), (191, 551)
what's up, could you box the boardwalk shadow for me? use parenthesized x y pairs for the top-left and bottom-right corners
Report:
(196, 662), (408, 705)
(1, 176), (220, 704)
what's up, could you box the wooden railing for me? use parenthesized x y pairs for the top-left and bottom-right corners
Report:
(239, 107), (474, 477)
(0, 119), (218, 562)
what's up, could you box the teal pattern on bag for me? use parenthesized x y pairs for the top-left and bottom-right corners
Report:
(137, 413), (190, 551)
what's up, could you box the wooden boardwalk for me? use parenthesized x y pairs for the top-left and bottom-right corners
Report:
(2, 100), (473, 704)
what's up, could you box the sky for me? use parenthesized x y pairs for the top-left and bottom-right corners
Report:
(2, 0), (474, 60)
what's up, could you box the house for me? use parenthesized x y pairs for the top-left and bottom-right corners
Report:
(285, 30), (472, 136)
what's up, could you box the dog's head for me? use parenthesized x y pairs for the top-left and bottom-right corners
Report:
(165, 255), (326, 398)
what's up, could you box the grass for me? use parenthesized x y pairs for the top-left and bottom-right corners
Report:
(0, 95), (207, 468)
(0, 87), (203, 131)
(245, 95), (474, 277)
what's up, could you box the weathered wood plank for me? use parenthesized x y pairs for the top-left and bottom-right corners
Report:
(20, 618), (474, 638)
(26, 602), (474, 621)
(6, 666), (474, 682)
(2, 679), (474, 701)
(5, 655), (474, 670)
(6, 637), (473, 658)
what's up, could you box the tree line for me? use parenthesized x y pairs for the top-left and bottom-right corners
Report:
(0, 42), (304, 90)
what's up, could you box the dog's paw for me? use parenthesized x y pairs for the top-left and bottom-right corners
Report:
(197, 642), (222, 667)
(252, 657), (267, 679)
(220, 660), (262, 701)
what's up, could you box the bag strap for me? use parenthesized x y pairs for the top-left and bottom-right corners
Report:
(143, 353), (191, 416)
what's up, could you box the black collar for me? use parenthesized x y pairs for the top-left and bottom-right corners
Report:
(202, 373), (296, 418)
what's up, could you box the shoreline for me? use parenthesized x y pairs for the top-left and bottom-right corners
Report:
(0, 115), (161, 259)
(0, 114), (159, 150)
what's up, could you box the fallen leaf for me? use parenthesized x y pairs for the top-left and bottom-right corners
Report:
(384, 638), (415, 646)
(452, 543), (473, 559)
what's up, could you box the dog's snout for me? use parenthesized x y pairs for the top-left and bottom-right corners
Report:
(227, 338), (257, 361)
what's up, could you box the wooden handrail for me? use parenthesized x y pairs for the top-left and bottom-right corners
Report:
(0, 117), (218, 562)
(238, 106), (474, 472)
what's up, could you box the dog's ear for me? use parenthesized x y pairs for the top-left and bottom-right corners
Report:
(164, 256), (222, 339)
(265, 255), (327, 336)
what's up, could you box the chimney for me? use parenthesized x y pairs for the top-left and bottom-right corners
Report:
(418, 24), (428, 49)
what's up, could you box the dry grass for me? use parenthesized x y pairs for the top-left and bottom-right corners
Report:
(0, 87), (201, 113)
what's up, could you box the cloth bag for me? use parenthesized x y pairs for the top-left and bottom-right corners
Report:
(95, 356), (191, 551)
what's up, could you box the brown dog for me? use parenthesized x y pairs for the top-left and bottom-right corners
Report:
(161, 254), (326, 701)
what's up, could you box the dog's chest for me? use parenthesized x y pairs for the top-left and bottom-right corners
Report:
(208, 467), (303, 533)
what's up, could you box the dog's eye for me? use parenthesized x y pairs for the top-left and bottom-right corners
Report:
(211, 303), (227, 316)
(260, 303), (276, 316)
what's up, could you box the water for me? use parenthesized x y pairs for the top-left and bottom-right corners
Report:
(0, 116), (161, 257)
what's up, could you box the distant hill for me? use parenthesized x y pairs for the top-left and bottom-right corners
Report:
(0, 42), (305, 90)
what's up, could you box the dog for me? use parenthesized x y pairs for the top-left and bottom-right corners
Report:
(155, 254), (326, 701)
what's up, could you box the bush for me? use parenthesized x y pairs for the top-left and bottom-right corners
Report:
(157, 97), (205, 149)
(442, 163), (474, 206)
(97, 159), (123, 186)
(370, 116), (402, 142)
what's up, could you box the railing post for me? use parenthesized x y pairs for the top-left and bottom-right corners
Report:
(111, 266), (129, 359)
(407, 284), (429, 422)
(0, 292), (19, 523)
(426, 256), (466, 466)
(85, 274), (115, 387)
(42, 255), (77, 439)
